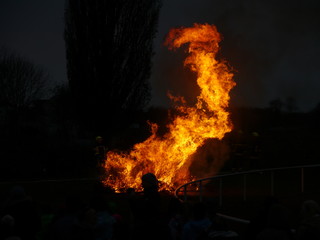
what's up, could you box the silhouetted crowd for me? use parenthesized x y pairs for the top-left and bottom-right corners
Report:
(1, 174), (320, 240)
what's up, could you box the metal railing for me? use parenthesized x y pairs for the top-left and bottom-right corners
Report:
(175, 164), (320, 206)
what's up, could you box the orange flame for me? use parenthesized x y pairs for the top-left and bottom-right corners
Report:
(103, 23), (236, 192)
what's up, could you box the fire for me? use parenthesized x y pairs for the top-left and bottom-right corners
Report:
(103, 23), (236, 192)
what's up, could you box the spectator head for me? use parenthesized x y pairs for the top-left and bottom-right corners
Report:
(1, 215), (15, 229)
(141, 173), (159, 192)
(9, 186), (27, 202)
(301, 200), (320, 219)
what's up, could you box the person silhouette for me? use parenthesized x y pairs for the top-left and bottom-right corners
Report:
(130, 173), (170, 240)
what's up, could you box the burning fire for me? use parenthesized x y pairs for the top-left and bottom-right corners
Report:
(103, 23), (235, 192)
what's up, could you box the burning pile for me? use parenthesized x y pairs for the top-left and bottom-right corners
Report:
(103, 23), (236, 192)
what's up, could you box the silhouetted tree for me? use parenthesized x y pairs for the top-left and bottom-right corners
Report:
(64, 0), (161, 135)
(285, 96), (298, 113)
(269, 98), (283, 113)
(0, 47), (47, 109)
(0, 48), (50, 179)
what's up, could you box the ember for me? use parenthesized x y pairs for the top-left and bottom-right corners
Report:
(103, 23), (236, 192)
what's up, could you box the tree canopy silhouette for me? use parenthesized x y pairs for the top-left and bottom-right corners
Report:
(0, 47), (47, 110)
(64, 0), (161, 134)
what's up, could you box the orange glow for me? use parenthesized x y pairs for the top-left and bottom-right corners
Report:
(103, 23), (236, 192)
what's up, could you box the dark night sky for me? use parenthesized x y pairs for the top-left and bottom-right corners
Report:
(0, 0), (66, 88)
(1, 0), (320, 111)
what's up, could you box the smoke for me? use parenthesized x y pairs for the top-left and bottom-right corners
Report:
(189, 138), (230, 179)
(151, 0), (320, 112)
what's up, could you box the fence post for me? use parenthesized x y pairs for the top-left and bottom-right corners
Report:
(301, 167), (304, 193)
(219, 178), (223, 206)
(243, 174), (247, 201)
(271, 171), (274, 196)
(199, 181), (203, 202)
(184, 185), (187, 201)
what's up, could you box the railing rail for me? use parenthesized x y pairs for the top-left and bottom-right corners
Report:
(175, 164), (320, 204)
(175, 164), (320, 225)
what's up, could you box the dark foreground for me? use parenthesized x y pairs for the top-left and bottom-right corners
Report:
(0, 170), (320, 240)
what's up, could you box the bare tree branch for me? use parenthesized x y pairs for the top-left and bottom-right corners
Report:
(0, 47), (48, 109)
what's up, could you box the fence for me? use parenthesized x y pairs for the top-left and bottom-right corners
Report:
(175, 164), (320, 225)
(175, 164), (320, 206)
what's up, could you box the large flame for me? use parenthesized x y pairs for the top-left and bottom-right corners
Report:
(103, 23), (236, 192)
